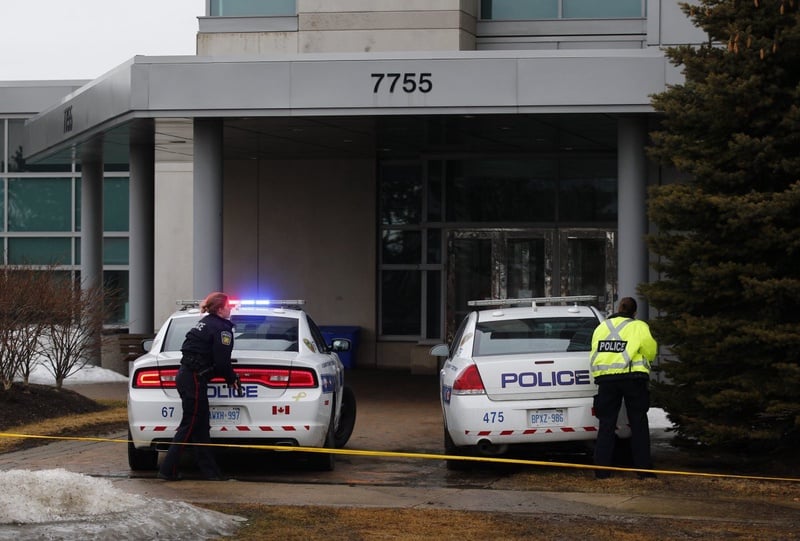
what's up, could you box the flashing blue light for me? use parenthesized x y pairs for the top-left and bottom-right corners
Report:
(230, 299), (305, 308)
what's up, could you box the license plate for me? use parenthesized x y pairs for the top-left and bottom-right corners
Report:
(209, 406), (241, 425)
(528, 408), (565, 428)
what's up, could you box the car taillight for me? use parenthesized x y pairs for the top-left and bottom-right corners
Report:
(210, 367), (318, 389)
(132, 366), (318, 389)
(452, 364), (486, 395)
(133, 368), (178, 388)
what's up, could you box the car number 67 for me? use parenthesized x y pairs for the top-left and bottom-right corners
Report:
(482, 411), (504, 423)
(161, 406), (175, 418)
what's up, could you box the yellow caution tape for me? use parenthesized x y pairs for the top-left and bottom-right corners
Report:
(1, 431), (799, 483)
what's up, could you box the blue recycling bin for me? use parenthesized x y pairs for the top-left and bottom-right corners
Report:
(320, 325), (360, 369)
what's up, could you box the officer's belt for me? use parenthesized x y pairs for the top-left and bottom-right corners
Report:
(181, 353), (212, 373)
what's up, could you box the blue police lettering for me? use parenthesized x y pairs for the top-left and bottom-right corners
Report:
(597, 340), (628, 353)
(501, 370), (590, 388)
(207, 384), (257, 398)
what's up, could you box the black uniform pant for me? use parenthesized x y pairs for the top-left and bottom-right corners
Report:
(159, 366), (221, 479)
(593, 376), (652, 476)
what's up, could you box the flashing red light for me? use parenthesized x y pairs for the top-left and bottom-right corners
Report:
(452, 364), (486, 395)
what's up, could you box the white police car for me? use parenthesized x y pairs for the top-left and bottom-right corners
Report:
(127, 299), (356, 472)
(430, 296), (629, 469)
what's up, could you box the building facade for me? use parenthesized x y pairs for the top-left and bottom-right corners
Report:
(8, 0), (705, 372)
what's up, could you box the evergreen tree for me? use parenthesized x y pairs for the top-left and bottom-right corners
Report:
(643, 0), (800, 453)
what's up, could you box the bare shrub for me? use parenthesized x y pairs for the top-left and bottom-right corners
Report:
(0, 268), (52, 391)
(38, 277), (113, 389)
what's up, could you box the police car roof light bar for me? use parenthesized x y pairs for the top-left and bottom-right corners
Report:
(232, 299), (306, 309)
(175, 299), (306, 310)
(467, 295), (599, 308)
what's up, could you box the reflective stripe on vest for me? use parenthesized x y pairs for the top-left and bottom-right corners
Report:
(590, 319), (649, 374)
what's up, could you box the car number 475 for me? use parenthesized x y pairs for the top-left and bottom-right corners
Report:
(482, 411), (504, 423)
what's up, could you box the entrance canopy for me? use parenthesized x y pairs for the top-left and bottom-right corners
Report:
(24, 49), (668, 164)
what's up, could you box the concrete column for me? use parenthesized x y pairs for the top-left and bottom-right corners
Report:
(80, 146), (104, 366)
(80, 154), (103, 292)
(193, 118), (224, 298)
(617, 115), (650, 319)
(128, 120), (155, 334)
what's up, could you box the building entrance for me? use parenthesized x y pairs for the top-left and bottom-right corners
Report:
(446, 229), (615, 340)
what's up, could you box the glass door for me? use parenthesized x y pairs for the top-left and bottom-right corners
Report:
(446, 230), (553, 340)
(559, 229), (616, 314)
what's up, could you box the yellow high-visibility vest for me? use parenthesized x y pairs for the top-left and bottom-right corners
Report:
(590, 316), (657, 378)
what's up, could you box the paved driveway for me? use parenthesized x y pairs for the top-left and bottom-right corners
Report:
(1, 370), (798, 527)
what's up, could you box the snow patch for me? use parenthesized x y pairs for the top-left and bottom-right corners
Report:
(0, 469), (243, 540)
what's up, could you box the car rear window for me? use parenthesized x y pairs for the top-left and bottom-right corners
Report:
(473, 316), (598, 356)
(163, 314), (300, 352)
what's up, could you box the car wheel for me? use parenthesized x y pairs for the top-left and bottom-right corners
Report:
(334, 385), (357, 448)
(127, 428), (158, 471)
(444, 425), (471, 471)
(305, 409), (336, 472)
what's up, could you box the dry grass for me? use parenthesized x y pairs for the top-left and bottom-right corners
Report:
(0, 400), (127, 453)
(202, 503), (800, 541)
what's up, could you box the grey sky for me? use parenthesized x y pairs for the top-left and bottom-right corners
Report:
(2, 0), (203, 81)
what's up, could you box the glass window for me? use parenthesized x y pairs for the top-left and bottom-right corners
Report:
(482, 0), (557, 20)
(427, 161), (443, 222)
(446, 160), (557, 222)
(209, 0), (296, 16)
(381, 230), (421, 265)
(8, 178), (71, 232)
(480, 0), (643, 19)
(381, 271), (421, 336)
(75, 237), (129, 265)
(1, 180), (4, 232)
(162, 315), (201, 352)
(474, 316), (599, 356)
(0, 119), (5, 173)
(559, 159), (617, 222)
(563, 0), (642, 18)
(104, 270), (129, 324)
(230, 315), (299, 352)
(7, 120), (26, 173)
(103, 238), (129, 265)
(104, 178), (129, 231)
(380, 163), (422, 225)
(7, 237), (71, 265)
(427, 229), (441, 264)
(426, 270), (442, 340)
(77, 177), (129, 232)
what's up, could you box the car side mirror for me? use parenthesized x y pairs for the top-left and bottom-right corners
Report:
(429, 344), (449, 357)
(142, 339), (153, 352)
(331, 338), (351, 352)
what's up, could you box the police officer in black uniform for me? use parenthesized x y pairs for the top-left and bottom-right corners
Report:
(158, 292), (240, 481)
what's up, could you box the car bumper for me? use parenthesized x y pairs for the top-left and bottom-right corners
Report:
(128, 385), (333, 450)
(444, 394), (601, 447)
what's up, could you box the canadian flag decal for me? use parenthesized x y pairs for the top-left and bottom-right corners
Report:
(272, 405), (291, 415)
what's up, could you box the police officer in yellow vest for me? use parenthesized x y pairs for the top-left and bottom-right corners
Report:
(590, 296), (658, 479)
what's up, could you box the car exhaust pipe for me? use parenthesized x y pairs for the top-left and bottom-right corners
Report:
(476, 439), (508, 456)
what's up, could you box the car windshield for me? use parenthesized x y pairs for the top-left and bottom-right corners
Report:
(473, 316), (598, 356)
(163, 314), (300, 352)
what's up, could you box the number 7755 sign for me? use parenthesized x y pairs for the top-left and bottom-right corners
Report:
(371, 72), (433, 94)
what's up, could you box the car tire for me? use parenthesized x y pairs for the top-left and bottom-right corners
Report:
(305, 409), (336, 472)
(127, 428), (159, 471)
(334, 385), (357, 448)
(444, 425), (471, 471)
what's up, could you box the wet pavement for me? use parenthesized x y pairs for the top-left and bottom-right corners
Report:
(1, 370), (799, 528)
